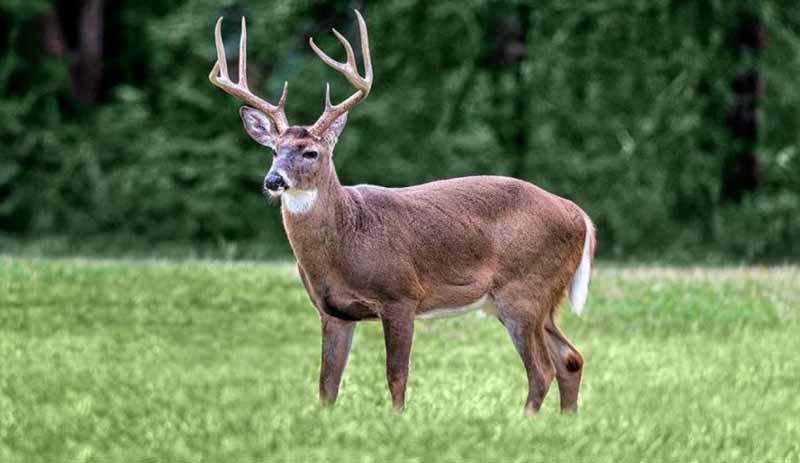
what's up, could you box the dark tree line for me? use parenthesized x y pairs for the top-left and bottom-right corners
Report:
(1, 1), (799, 260)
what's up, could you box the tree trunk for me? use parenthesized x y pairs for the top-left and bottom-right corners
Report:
(41, 0), (105, 104)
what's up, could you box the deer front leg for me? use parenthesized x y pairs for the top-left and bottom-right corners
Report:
(381, 307), (415, 411)
(319, 316), (356, 407)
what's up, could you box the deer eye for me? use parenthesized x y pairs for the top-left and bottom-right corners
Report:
(302, 150), (319, 160)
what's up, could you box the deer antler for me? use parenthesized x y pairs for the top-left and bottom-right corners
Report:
(307, 10), (373, 138)
(209, 17), (290, 133)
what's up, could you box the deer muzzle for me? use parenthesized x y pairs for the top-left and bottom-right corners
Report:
(263, 172), (288, 194)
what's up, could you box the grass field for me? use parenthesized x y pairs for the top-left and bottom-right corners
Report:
(1, 257), (798, 462)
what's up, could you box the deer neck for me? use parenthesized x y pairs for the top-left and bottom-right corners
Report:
(281, 168), (353, 272)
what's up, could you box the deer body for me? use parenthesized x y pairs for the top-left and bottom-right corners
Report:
(210, 10), (595, 414)
(286, 176), (586, 321)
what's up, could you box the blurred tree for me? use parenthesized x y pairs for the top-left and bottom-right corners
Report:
(1, 0), (799, 261)
(722, 12), (766, 203)
(482, 4), (531, 178)
(42, 0), (105, 104)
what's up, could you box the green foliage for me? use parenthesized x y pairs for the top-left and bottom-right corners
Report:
(1, 257), (799, 461)
(1, 1), (799, 260)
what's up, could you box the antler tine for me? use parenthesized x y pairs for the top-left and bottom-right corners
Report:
(332, 29), (357, 69)
(238, 16), (247, 89)
(355, 10), (373, 87)
(323, 83), (331, 108)
(209, 16), (289, 133)
(308, 9), (373, 138)
(309, 35), (345, 74)
(214, 17), (229, 80)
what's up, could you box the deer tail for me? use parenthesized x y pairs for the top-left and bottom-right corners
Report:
(569, 212), (595, 315)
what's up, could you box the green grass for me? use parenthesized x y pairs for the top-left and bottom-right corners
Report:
(1, 257), (798, 462)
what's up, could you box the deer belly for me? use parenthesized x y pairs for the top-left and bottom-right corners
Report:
(416, 294), (497, 320)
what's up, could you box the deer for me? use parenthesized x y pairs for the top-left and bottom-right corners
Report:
(209, 10), (596, 415)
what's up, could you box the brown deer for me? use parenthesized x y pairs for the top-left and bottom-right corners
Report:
(209, 10), (595, 415)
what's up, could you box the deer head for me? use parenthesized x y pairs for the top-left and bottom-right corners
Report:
(209, 10), (372, 211)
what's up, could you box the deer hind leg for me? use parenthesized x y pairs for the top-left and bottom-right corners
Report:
(545, 317), (583, 413)
(495, 297), (556, 415)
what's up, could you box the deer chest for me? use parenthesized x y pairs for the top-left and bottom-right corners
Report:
(298, 266), (379, 321)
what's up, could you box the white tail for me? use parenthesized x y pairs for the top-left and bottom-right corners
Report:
(569, 214), (594, 315)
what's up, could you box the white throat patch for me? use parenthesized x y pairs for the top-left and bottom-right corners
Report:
(282, 189), (318, 215)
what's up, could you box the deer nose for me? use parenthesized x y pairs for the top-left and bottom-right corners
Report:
(264, 172), (287, 192)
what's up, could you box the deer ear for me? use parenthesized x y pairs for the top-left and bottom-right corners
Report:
(240, 106), (279, 149)
(321, 112), (348, 148)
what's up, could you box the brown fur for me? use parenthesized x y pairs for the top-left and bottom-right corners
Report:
(251, 122), (594, 414)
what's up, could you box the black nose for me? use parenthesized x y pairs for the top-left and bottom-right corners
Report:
(264, 173), (287, 191)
